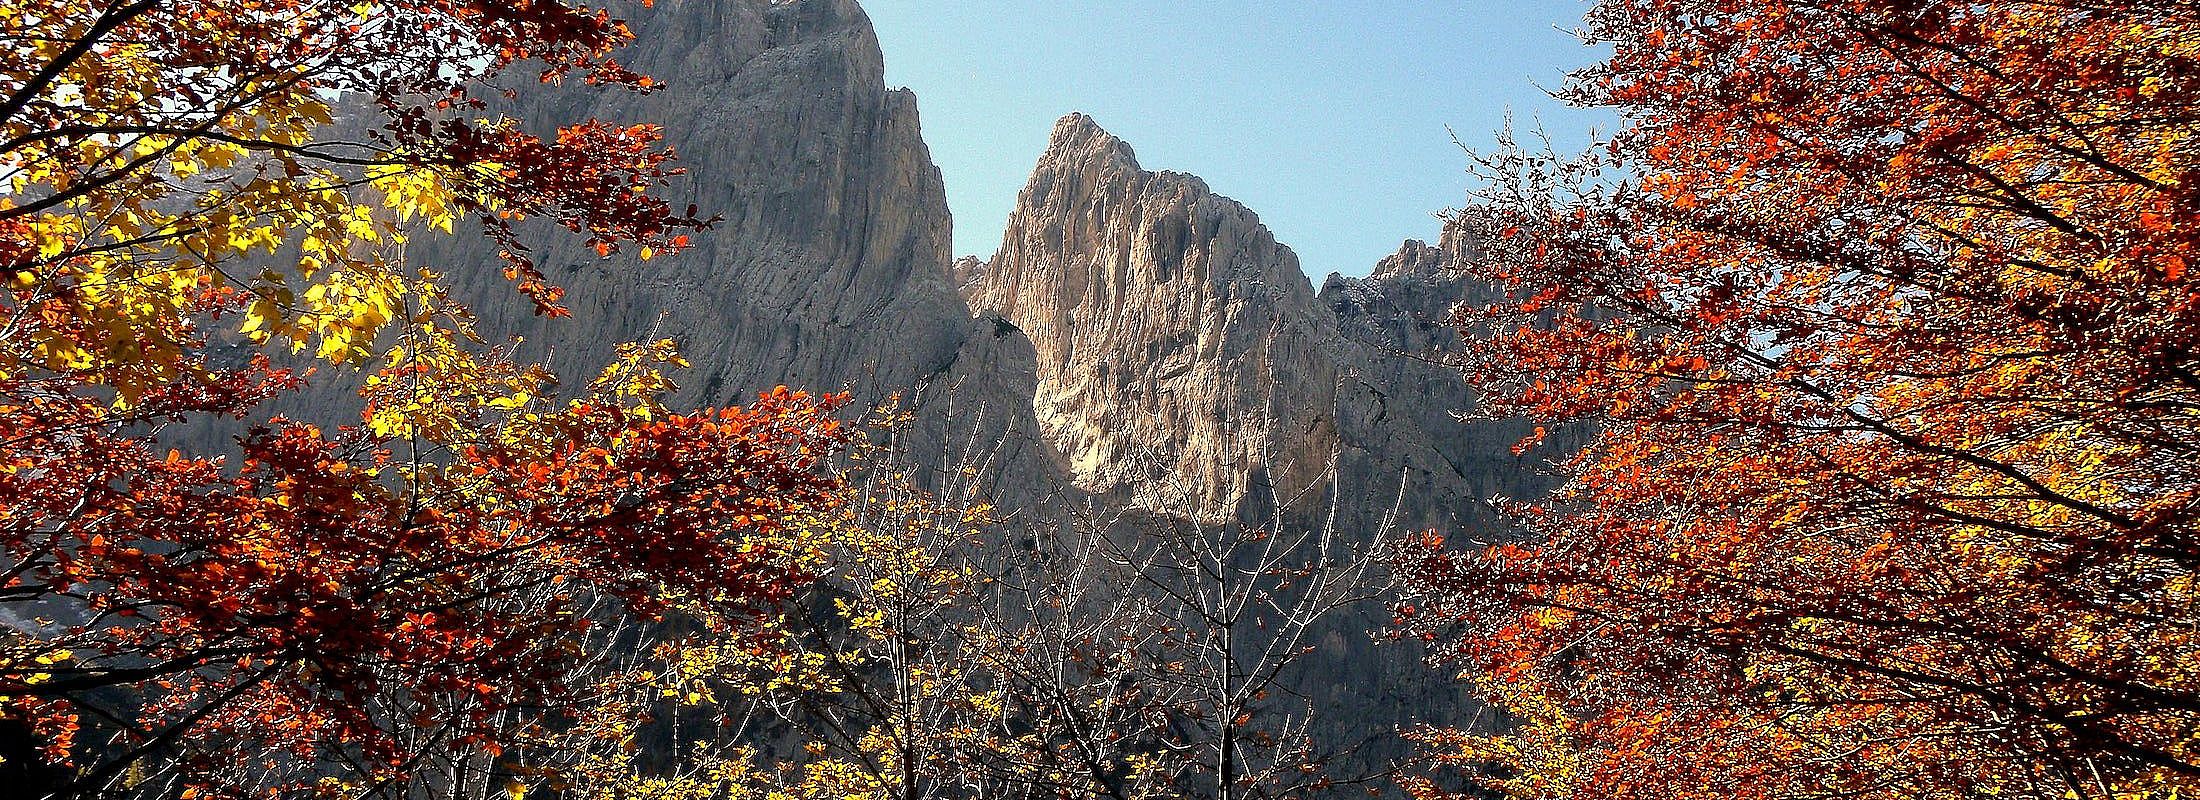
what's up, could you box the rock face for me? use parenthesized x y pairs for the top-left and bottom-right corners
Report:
(963, 115), (1529, 532)
(431, 0), (962, 402)
(387, 0), (1062, 505)
(963, 114), (1351, 522)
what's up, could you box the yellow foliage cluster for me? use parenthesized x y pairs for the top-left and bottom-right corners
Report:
(1, 1), (511, 404)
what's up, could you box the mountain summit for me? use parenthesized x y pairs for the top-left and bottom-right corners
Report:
(965, 112), (1528, 531)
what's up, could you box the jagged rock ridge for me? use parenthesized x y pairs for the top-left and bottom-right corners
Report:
(962, 114), (1531, 531)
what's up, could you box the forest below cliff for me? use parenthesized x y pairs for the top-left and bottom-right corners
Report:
(3, 1), (2197, 799)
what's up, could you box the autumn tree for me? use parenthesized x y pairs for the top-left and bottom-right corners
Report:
(557, 399), (1408, 800)
(520, 403), (1007, 800)
(1392, 1), (2200, 799)
(1032, 473), (1402, 800)
(0, 1), (847, 798)
(3, 0), (705, 397)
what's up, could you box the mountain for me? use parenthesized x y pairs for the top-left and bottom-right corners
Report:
(370, 0), (1540, 536)
(961, 114), (1535, 534)
(385, 0), (1064, 506)
(960, 114), (1537, 775)
(283, 0), (1547, 786)
(265, 0), (1544, 537)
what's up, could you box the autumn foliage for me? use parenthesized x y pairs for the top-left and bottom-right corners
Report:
(0, 1), (843, 797)
(1394, 1), (2200, 799)
(2, 356), (844, 796)
(4, 0), (709, 397)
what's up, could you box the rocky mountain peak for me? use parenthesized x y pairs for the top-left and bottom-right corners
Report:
(1370, 238), (1449, 279)
(962, 114), (1342, 520)
(1041, 112), (1142, 172)
(956, 113), (1525, 531)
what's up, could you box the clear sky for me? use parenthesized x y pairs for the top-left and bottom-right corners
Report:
(862, 1), (1616, 280)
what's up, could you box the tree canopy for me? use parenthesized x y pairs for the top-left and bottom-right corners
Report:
(0, 2), (843, 798)
(1396, 1), (2200, 799)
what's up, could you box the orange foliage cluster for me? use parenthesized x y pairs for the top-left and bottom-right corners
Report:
(0, 380), (842, 795)
(1397, 1), (2200, 799)
(0, 0), (842, 797)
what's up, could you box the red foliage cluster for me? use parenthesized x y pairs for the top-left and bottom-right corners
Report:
(0, 0), (837, 796)
(2, 370), (845, 795)
(1396, 1), (2200, 798)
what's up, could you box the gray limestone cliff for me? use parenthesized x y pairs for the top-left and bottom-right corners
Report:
(364, 0), (1061, 505)
(439, 0), (963, 395)
(956, 115), (1546, 776)
(961, 114), (1531, 533)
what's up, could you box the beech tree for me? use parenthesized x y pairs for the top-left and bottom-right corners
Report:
(1393, 1), (2200, 799)
(3, 0), (706, 398)
(0, 1), (845, 798)
(519, 406), (1010, 800)
(576, 403), (1405, 800)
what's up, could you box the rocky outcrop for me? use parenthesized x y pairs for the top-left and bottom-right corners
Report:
(963, 114), (1351, 522)
(962, 114), (1528, 532)
(355, 0), (1065, 505)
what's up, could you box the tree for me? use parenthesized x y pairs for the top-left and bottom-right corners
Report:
(0, 357), (844, 798)
(529, 402), (1007, 800)
(1393, 2), (2200, 799)
(579, 401), (1408, 800)
(1028, 473), (1401, 800)
(3, 0), (704, 400)
(0, 1), (845, 797)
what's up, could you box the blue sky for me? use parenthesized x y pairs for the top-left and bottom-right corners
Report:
(863, 1), (1616, 279)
